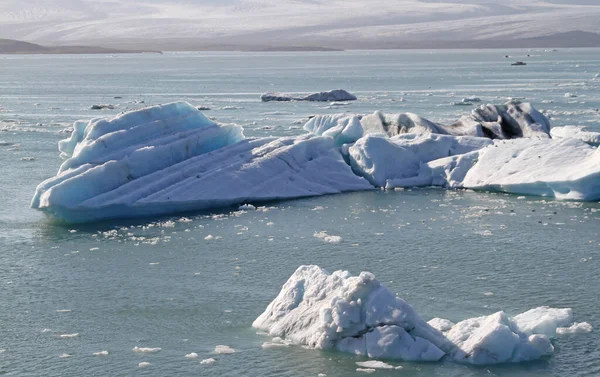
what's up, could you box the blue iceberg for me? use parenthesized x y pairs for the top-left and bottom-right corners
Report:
(32, 101), (600, 223)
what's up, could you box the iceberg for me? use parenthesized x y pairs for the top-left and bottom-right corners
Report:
(261, 89), (357, 102)
(253, 265), (586, 365)
(31, 102), (372, 223)
(32, 100), (600, 223)
(304, 102), (551, 141)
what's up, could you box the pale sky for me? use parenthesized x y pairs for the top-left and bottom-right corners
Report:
(1, 0), (599, 45)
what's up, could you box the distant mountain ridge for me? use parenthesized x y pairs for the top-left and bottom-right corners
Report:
(0, 39), (161, 54)
(2, 31), (600, 55)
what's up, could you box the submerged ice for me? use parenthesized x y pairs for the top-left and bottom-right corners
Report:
(253, 266), (590, 365)
(32, 100), (600, 223)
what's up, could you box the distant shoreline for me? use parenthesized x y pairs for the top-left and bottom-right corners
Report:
(3, 30), (600, 55)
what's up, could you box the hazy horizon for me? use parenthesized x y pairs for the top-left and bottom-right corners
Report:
(2, 0), (600, 49)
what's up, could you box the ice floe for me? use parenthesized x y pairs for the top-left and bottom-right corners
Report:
(200, 358), (217, 365)
(138, 362), (151, 368)
(185, 352), (199, 359)
(313, 231), (343, 244)
(261, 89), (357, 102)
(556, 322), (593, 335)
(59, 333), (79, 338)
(32, 101), (600, 223)
(254, 265), (591, 365)
(355, 360), (401, 369)
(214, 345), (235, 354)
(132, 346), (161, 353)
(93, 350), (109, 356)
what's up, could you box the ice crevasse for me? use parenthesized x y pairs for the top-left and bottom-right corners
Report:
(253, 265), (592, 365)
(32, 101), (600, 223)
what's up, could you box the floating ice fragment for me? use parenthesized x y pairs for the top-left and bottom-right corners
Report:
(132, 346), (161, 353)
(93, 350), (109, 356)
(513, 307), (573, 338)
(556, 322), (593, 335)
(313, 231), (342, 244)
(56, 309), (72, 313)
(204, 235), (214, 241)
(356, 368), (376, 373)
(138, 362), (151, 368)
(60, 333), (79, 338)
(355, 360), (396, 369)
(185, 352), (199, 359)
(214, 345), (235, 354)
(200, 358), (217, 365)
(59, 353), (72, 358)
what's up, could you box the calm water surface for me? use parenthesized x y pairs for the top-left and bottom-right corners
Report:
(0, 49), (599, 376)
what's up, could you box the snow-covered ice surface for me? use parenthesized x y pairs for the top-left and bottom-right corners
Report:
(254, 266), (590, 365)
(550, 126), (600, 147)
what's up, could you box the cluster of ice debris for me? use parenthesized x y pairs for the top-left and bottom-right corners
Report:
(31, 100), (600, 223)
(253, 265), (592, 365)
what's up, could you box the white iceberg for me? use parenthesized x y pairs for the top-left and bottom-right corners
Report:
(252, 265), (451, 362)
(252, 265), (583, 365)
(426, 138), (600, 201)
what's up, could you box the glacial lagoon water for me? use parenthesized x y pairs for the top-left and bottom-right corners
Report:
(1, 49), (600, 376)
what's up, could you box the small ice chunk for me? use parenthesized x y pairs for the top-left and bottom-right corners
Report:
(238, 204), (256, 210)
(200, 358), (217, 365)
(355, 360), (395, 369)
(556, 322), (593, 335)
(356, 368), (376, 373)
(205, 235), (215, 241)
(56, 309), (72, 313)
(60, 333), (79, 338)
(93, 350), (109, 356)
(185, 352), (199, 359)
(59, 353), (72, 358)
(513, 306), (573, 337)
(0, 349), (5, 354)
(262, 341), (290, 349)
(132, 346), (162, 353)
(214, 345), (235, 354)
(564, 93), (578, 98)
(41, 328), (52, 333)
(313, 231), (343, 244)
(138, 362), (151, 368)
(446, 311), (554, 364)
(262, 337), (291, 348)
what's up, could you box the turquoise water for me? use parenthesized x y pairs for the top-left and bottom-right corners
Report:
(0, 50), (599, 376)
